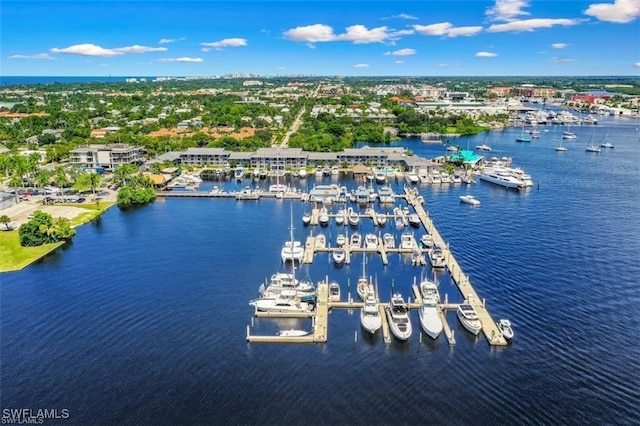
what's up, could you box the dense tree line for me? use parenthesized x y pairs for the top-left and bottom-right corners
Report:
(18, 210), (75, 246)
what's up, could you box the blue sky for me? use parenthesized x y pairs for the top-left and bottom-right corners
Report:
(2, 0), (639, 76)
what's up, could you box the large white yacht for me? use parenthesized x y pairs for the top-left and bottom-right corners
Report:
(281, 241), (304, 263)
(386, 293), (412, 341)
(250, 289), (312, 313)
(428, 245), (446, 269)
(479, 167), (525, 189)
(360, 291), (382, 335)
(418, 278), (443, 339)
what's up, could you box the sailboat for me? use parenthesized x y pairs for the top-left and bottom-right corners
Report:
(555, 138), (567, 152)
(356, 254), (374, 300)
(515, 123), (532, 143)
(585, 130), (601, 153)
(600, 131), (614, 148)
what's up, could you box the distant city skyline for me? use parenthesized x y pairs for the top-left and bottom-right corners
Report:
(2, 0), (640, 77)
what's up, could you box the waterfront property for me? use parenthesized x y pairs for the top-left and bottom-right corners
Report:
(70, 144), (144, 171)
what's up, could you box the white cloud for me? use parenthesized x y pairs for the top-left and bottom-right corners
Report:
(114, 45), (167, 53)
(384, 48), (417, 56)
(413, 22), (483, 37)
(475, 51), (498, 57)
(9, 53), (54, 60)
(50, 43), (122, 57)
(394, 60), (404, 64)
(393, 13), (418, 20)
(283, 24), (336, 42)
(158, 37), (185, 44)
(447, 26), (484, 37)
(413, 22), (454, 36)
(486, 0), (530, 22)
(201, 38), (248, 49)
(389, 29), (415, 37)
(354, 63), (370, 68)
(283, 24), (389, 44)
(552, 43), (569, 49)
(201, 47), (211, 52)
(306, 43), (317, 49)
(584, 0), (640, 23)
(276, 66), (286, 70)
(158, 57), (203, 63)
(551, 56), (575, 62)
(635, 62), (640, 67)
(436, 63), (448, 67)
(487, 18), (581, 32)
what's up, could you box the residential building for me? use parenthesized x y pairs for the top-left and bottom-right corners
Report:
(69, 144), (144, 171)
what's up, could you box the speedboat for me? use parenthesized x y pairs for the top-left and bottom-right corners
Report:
(314, 234), (326, 249)
(459, 195), (480, 206)
(476, 143), (492, 152)
(407, 172), (420, 184)
(418, 278), (442, 339)
(302, 212), (311, 226)
(376, 214), (387, 227)
(428, 246), (446, 268)
(335, 208), (345, 226)
(318, 208), (330, 226)
(374, 172), (386, 184)
(332, 248), (346, 265)
(278, 329), (309, 337)
(497, 319), (514, 340)
(329, 281), (341, 302)
(386, 293), (412, 341)
(350, 232), (362, 248)
(347, 208), (360, 227)
(281, 240), (304, 263)
(383, 233), (396, 249)
(408, 213), (421, 228)
(420, 234), (434, 249)
(365, 233), (378, 249)
(360, 291), (382, 335)
(336, 234), (346, 247)
(457, 303), (482, 335)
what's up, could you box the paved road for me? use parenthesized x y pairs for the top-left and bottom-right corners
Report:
(278, 84), (320, 148)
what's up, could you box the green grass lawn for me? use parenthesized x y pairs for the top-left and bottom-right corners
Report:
(0, 202), (115, 273)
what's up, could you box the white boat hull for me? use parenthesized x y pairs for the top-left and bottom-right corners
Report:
(419, 306), (443, 339)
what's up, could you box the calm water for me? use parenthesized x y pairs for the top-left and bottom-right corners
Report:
(2, 115), (640, 425)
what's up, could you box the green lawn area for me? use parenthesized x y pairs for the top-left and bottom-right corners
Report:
(0, 202), (115, 273)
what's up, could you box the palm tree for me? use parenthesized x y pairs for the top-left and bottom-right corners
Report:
(0, 214), (11, 230)
(54, 166), (69, 189)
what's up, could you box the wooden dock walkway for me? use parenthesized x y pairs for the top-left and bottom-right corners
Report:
(404, 187), (507, 346)
(313, 282), (329, 343)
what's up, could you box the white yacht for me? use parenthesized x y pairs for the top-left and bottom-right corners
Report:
(497, 319), (514, 340)
(250, 289), (312, 313)
(479, 167), (525, 190)
(259, 272), (316, 303)
(318, 208), (330, 227)
(400, 232), (414, 250)
(298, 168), (307, 178)
(302, 212), (311, 226)
(336, 234), (346, 247)
(419, 234), (434, 249)
(314, 234), (326, 249)
(376, 214), (387, 227)
(457, 303), (482, 335)
(278, 329), (309, 337)
(365, 233), (378, 250)
(386, 293), (412, 341)
(347, 208), (360, 227)
(335, 208), (345, 226)
(383, 233), (396, 249)
(377, 186), (395, 204)
(428, 245), (446, 269)
(407, 172), (420, 184)
(408, 213), (421, 228)
(360, 291), (382, 335)
(281, 240), (304, 263)
(332, 248), (346, 265)
(476, 143), (492, 152)
(374, 172), (386, 184)
(418, 278), (443, 339)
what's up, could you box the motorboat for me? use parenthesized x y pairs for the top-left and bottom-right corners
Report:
(374, 172), (386, 184)
(386, 293), (412, 341)
(459, 195), (480, 206)
(419, 234), (434, 249)
(411, 250), (425, 266)
(318, 208), (330, 227)
(600, 142), (614, 148)
(234, 167), (245, 181)
(329, 281), (341, 302)
(457, 303), (482, 335)
(269, 183), (287, 193)
(377, 186), (395, 204)
(475, 143), (492, 151)
(408, 213), (421, 228)
(281, 240), (304, 263)
(376, 214), (387, 227)
(347, 208), (360, 227)
(418, 278), (443, 339)
(332, 248), (346, 265)
(335, 208), (345, 226)
(497, 319), (514, 340)
(250, 289), (312, 313)
(314, 234), (326, 249)
(336, 234), (346, 247)
(400, 232), (414, 250)
(440, 173), (451, 184)
(383, 233), (396, 249)
(298, 168), (308, 178)
(394, 215), (405, 229)
(302, 212), (311, 226)
(428, 246), (446, 268)
(278, 329), (309, 337)
(479, 167), (525, 190)
(562, 130), (577, 140)
(350, 232), (362, 248)
(365, 233), (378, 249)
(360, 291), (382, 335)
(407, 172), (420, 184)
